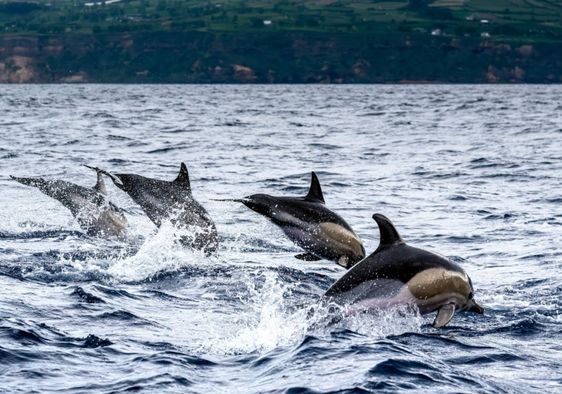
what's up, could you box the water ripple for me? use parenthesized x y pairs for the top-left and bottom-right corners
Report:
(0, 85), (560, 393)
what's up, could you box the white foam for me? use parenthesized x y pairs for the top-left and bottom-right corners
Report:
(200, 270), (311, 355)
(339, 303), (424, 337)
(198, 268), (423, 356)
(107, 221), (210, 282)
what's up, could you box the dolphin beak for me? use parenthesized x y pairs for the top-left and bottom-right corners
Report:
(112, 176), (124, 188)
(240, 195), (262, 210)
(84, 165), (125, 188)
(236, 195), (273, 217)
(467, 300), (484, 314)
(210, 198), (247, 203)
(241, 196), (253, 205)
(211, 197), (270, 216)
(10, 175), (36, 186)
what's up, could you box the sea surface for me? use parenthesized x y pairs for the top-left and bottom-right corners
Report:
(0, 85), (561, 393)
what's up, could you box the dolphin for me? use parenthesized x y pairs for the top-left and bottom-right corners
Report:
(324, 214), (484, 328)
(237, 172), (365, 268)
(95, 163), (218, 254)
(10, 168), (128, 237)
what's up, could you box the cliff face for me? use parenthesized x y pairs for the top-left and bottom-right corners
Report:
(0, 36), (38, 82)
(1, 32), (561, 83)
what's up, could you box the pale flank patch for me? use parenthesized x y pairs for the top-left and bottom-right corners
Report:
(319, 222), (364, 257)
(407, 268), (471, 313)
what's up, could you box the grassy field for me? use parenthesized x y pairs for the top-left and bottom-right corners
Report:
(0, 0), (561, 42)
(0, 1), (560, 83)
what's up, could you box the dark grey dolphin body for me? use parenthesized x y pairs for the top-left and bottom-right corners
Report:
(10, 169), (127, 237)
(239, 172), (365, 268)
(325, 214), (484, 328)
(97, 163), (218, 254)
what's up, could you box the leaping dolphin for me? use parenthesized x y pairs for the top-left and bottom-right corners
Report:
(95, 163), (218, 254)
(237, 172), (365, 268)
(10, 168), (128, 237)
(324, 214), (484, 328)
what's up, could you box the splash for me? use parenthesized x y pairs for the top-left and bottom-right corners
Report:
(337, 303), (425, 337)
(107, 221), (210, 282)
(200, 270), (311, 355)
(199, 269), (423, 356)
(2, 215), (214, 283)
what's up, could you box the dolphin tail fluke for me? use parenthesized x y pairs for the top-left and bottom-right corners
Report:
(84, 165), (123, 188)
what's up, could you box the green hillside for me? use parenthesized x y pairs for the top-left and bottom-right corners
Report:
(1, 0), (561, 39)
(0, 0), (561, 82)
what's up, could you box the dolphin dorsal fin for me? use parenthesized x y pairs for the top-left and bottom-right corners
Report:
(372, 213), (403, 248)
(305, 172), (325, 203)
(84, 165), (108, 194)
(94, 171), (107, 195)
(174, 162), (191, 190)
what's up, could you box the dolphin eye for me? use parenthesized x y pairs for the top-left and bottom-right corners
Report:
(468, 292), (473, 299)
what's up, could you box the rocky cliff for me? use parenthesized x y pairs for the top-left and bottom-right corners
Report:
(1, 32), (560, 83)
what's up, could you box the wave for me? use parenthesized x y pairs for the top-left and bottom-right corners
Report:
(1, 85), (561, 393)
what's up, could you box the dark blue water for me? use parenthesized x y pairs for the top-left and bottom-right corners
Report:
(0, 85), (561, 393)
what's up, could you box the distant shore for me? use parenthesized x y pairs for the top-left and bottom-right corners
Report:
(2, 0), (561, 84)
(1, 31), (560, 84)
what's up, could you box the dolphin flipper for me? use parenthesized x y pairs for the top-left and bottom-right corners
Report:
(295, 252), (322, 261)
(433, 304), (455, 328)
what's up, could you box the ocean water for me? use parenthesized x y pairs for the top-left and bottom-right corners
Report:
(0, 85), (561, 393)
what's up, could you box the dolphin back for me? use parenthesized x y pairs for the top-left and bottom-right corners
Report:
(325, 243), (461, 298)
(106, 163), (218, 254)
(325, 214), (464, 298)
